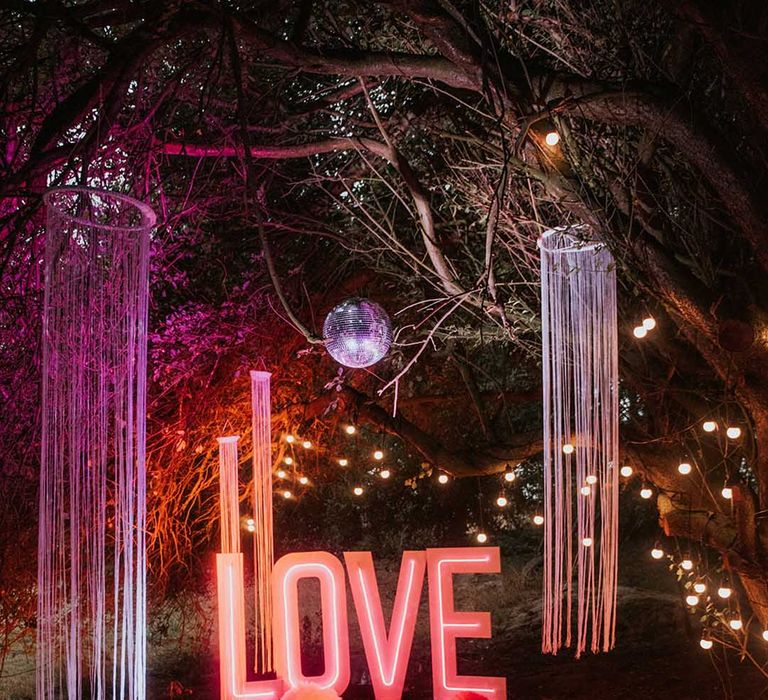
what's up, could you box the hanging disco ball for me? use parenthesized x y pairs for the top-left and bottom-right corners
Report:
(323, 297), (393, 368)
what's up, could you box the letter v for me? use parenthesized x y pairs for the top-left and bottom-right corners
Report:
(345, 551), (426, 700)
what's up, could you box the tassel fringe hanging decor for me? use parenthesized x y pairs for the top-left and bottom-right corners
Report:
(37, 187), (154, 699)
(218, 436), (242, 554)
(250, 370), (275, 674)
(539, 226), (619, 657)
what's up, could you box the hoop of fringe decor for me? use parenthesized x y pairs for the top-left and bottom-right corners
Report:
(538, 226), (619, 657)
(37, 187), (154, 699)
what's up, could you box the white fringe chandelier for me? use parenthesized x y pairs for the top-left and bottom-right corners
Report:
(37, 187), (154, 699)
(539, 226), (619, 657)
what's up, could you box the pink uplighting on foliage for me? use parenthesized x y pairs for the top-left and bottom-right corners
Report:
(427, 548), (506, 699)
(345, 551), (426, 700)
(272, 553), (351, 695)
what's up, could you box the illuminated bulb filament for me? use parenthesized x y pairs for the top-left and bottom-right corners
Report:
(476, 532), (488, 544)
(345, 425), (356, 435)
(338, 458), (349, 467)
(729, 619), (743, 631)
(586, 474), (598, 485)
(298, 476), (309, 485)
(718, 587), (732, 599)
(245, 518), (254, 527)
(276, 469), (286, 479)
(726, 426), (742, 439)
(285, 434), (295, 444)
(702, 421), (717, 433)
(283, 490), (292, 499)
(640, 487), (653, 499)
(302, 440), (312, 449)
(642, 317), (657, 330)
(562, 443), (575, 455)
(580, 485), (591, 496)
(693, 582), (706, 594)
(681, 559), (693, 571)
(380, 469), (391, 479)
(722, 487), (733, 500)
(700, 638), (713, 650)
(582, 537), (593, 547)
(633, 325), (648, 339)
(678, 462), (692, 475)
(438, 473), (449, 484)
(533, 515), (544, 526)
(651, 548), (664, 560)
(504, 470), (516, 482)
(762, 630), (768, 642)
(620, 465), (633, 478)
(284, 456), (293, 465)
(685, 594), (699, 606)
(545, 131), (560, 146)
(353, 486), (364, 496)
(373, 449), (384, 460)
(496, 496), (508, 507)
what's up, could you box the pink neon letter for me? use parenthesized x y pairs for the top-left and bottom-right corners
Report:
(216, 554), (283, 700)
(345, 551), (426, 700)
(426, 547), (506, 700)
(272, 552), (351, 695)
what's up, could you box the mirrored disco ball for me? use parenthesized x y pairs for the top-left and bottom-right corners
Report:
(323, 298), (393, 368)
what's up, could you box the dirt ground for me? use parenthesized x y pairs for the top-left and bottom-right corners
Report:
(3, 541), (767, 699)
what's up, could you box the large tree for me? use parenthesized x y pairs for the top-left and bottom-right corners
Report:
(3, 0), (768, 644)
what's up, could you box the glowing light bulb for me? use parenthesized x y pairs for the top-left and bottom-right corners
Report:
(580, 485), (591, 496)
(476, 532), (488, 544)
(246, 518), (254, 527)
(640, 487), (653, 499)
(283, 490), (292, 499)
(762, 630), (768, 642)
(562, 443), (575, 455)
(438, 473), (449, 484)
(284, 456), (293, 465)
(651, 548), (664, 560)
(582, 537), (593, 547)
(633, 326), (648, 339)
(702, 421), (717, 433)
(380, 469), (391, 479)
(286, 434), (295, 444)
(718, 587), (732, 599)
(533, 515), (544, 525)
(373, 450), (384, 460)
(496, 496), (508, 507)
(277, 469), (287, 479)
(298, 476), (309, 485)
(729, 618), (743, 631)
(642, 317), (656, 331)
(686, 594), (699, 606)
(353, 486), (364, 496)
(504, 470), (516, 482)
(620, 465), (633, 478)
(726, 426), (742, 439)
(700, 638), (713, 650)
(722, 487), (733, 500)
(247, 523), (255, 532)
(545, 131), (560, 147)
(681, 559), (693, 571)
(586, 474), (598, 485)
(345, 425), (356, 435)
(678, 462), (692, 475)
(694, 582), (706, 594)
(338, 458), (348, 467)
(302, 440), (311, 449)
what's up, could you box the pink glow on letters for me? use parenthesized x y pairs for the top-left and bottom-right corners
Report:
(345, 551), (426, 700)
(272, 552), (351, 695)
(216, 554), (283, 699)
(426, 548), (506, 700)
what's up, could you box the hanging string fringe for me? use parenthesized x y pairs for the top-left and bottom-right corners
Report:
(539, 226), (619, 657)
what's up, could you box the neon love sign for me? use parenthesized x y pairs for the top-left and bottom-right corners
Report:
(216, 547), (506, 699)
